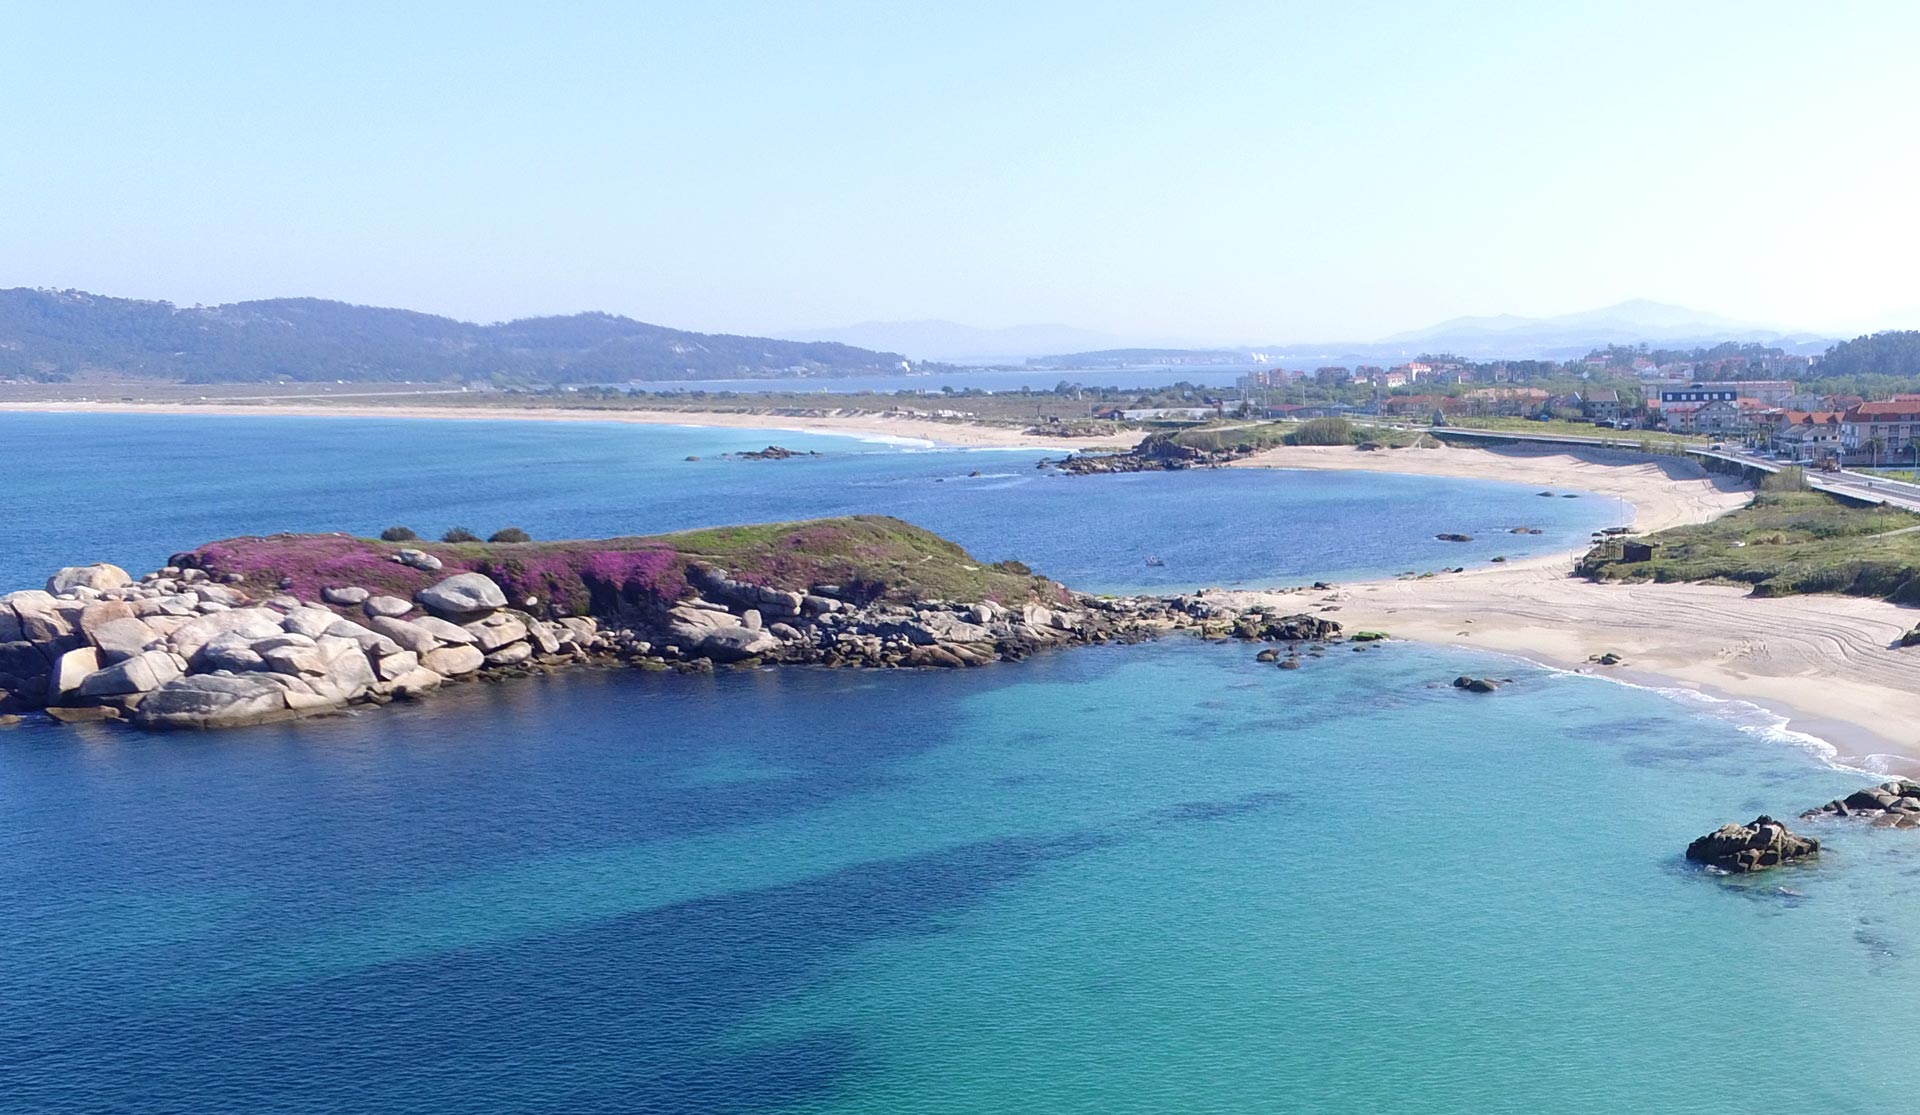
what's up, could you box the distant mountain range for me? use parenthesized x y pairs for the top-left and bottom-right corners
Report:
(0, 288), (1855, 384)
(1369, 299), (1833, 358)
(0, 289), (915, 384)
(772, 320), (1208, 364)
(783, 301), (1840, 367)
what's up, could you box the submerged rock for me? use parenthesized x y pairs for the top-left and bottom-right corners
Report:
(1686, 815), (1820, 873)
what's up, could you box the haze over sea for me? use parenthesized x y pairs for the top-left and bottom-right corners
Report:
(6, 413), (1920, 1112)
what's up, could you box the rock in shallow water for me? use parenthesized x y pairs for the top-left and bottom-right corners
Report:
(1686, 815), (1820, 873)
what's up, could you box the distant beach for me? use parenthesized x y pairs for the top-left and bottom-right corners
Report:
(0, 399), (1135, 451)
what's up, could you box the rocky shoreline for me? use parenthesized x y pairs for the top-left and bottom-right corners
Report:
(0, 519), (1360, 731)
(1047, 432), (1247, 475)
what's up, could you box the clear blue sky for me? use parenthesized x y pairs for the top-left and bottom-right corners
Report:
(4, 2), (1917, 341)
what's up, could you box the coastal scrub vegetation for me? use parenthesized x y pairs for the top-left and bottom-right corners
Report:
(181, 515), (1071, 619)
(379, 525), (418, 542)
(1284, 417), (1353, 446)
(441, 527), (480, 543)
(1578, 491), (1920, 600)
(487, 527), (532, 543)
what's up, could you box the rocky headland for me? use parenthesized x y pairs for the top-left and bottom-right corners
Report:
(1050, 432), (1247, 475)
(0, 516), (1355, 731)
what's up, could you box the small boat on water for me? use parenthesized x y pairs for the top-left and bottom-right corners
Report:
(1144, 555), (1165, 567)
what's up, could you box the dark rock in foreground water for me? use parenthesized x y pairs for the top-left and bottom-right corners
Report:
(1686, 815), (1820, 873)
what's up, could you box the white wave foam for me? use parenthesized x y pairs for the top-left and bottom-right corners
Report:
(1544, 666), (1887, 777)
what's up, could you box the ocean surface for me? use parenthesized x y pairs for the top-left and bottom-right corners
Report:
(5, 413), (1919, 1112)
(0, 412), (1620, 595)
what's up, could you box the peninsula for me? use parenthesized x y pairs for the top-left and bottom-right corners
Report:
(0, 516), (1342, 730)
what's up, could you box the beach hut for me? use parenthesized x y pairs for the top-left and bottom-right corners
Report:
(1622, 540), (1658, 563)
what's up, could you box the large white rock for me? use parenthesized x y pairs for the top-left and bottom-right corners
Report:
(88, 616), (160, 663)
(366, 615), (442, 653)
(304, 639), (377, 702)
(261, 639), (331, 677)
(383, 666), (444, 695)
(421, 644), (484, 676)
(695, 625), (780, 662)
(135, 673), (294, 729)
(166, 609), (286, 660)
(46, 564), (132, 595)
(411, 616), (478, 645)
(196, 635), (268, 673)
(77, 649), (182, 697)
(464, 614), (528, 653)
(282, 607), (341, 639)
(416, 573), (506, 617)
(322, 619), (402, 657)
(484, 641), (534, 667)
(362, 595), (413, 619)
(374, 650), (421, 681)
(46, 646), (101, 701)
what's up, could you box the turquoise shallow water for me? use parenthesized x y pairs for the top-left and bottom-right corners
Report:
(3, 640), (1916, 1112)
(4, 414), (1917, 1112)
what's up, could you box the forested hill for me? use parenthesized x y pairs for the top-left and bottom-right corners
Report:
(0, 288), (914, 384)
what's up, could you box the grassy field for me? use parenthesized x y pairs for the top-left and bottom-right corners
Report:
(1577, 491), (1920, 600)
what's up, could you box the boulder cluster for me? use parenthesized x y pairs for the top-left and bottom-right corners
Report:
(1800, 780), (1920, 827)
(1051, 433), (1244, 475)
(2, 551), (1361, 732)
(1, 564), (612, 729)
(1685, 815), (1821, 873)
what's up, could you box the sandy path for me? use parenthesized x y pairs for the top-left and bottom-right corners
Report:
(0, 400), (1141, 452)
(1222, 444), (1920, 770)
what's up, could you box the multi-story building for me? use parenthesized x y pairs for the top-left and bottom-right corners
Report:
(1842, 397), (1920, 454)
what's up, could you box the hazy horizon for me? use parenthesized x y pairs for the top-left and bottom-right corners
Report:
(5, 2), (1918, 342)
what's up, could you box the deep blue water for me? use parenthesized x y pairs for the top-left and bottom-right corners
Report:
(5, 413), (1918, 1112)
(0, 412), (1620, 593)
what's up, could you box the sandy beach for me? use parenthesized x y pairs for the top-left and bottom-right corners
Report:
(1230, 443), (1920, 771)
(0, 399), (1137, 451)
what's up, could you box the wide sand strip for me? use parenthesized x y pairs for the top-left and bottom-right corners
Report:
(1230, 443), (1920, 769)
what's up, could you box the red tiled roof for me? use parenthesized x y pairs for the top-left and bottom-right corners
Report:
(1847, 401), (1920, 419)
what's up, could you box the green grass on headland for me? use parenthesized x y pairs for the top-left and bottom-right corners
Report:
(1159, 418), (1441, 454)
(1440, 416), (1706, 451)
(1577, 491), (1920, 601)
